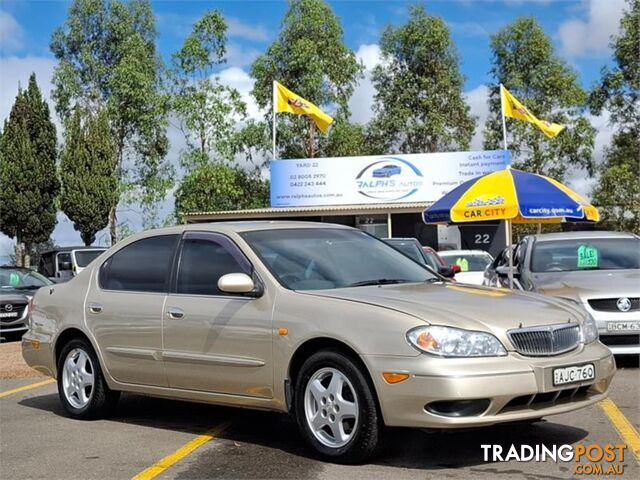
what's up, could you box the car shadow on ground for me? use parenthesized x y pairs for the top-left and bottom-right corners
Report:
(19, 392), (589, 475)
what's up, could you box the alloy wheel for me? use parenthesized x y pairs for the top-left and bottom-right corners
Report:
(62, 348), (95, 409)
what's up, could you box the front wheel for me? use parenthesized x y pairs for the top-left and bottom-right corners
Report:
(57, 338), (119, 419)
(294, 350), (381, 463)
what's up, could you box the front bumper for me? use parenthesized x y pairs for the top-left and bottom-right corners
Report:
(362, 341), (615, 429)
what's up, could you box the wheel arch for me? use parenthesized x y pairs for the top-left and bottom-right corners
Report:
(54, 327), (96, 373)
(286, 337), (382, 415)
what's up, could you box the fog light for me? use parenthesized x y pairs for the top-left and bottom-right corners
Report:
(425, 399), (490, 417)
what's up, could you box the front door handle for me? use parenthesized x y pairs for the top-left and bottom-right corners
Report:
(88, 303), (102, 314)
(167, 307), (184, 319)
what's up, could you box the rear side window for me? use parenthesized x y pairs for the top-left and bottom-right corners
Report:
(176, 238), (248, 296)
(99, 235), (178, 293)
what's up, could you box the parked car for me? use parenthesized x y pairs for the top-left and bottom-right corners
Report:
(372, 164), (401, 178)
(422, 246), (462, 275)
(383, 238), (455, 278)
(1, 266), (53, 340)
(489, 231), (639, 356)
(439, 250), (494, 285)
(38, 246), (107, 282)
(23, 222), (615, 463)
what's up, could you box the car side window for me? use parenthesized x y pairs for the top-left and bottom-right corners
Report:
(176, 237), (249, 296)
(99, 235), (178, 293)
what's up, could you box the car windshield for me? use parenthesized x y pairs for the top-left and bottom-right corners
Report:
(440, 253), (493, 272)
(0, 267), (52, 289)
(242, 228), (438, 290)
(73, 250), (104, 267)
(531, 237), (640, 272)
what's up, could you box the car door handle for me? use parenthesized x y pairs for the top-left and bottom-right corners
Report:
(167, 307), (184, 319)
(88, 303), (102, 314)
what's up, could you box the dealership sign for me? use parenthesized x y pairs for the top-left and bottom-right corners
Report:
(270, 150), (510, 207)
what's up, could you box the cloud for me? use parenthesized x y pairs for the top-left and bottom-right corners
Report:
(464, 84), (490, 150)
(558, 0), (626, 58)
(0, 10), (24, 53)
(225, 42), (262, 68)
(348, 44), (382, 125)
(217, 66), (262, 121)
(227, 17), (268, 42)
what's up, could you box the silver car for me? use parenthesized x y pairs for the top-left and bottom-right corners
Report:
(488, 231), (640, 355)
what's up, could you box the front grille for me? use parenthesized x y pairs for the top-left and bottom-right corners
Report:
(0, 303), (27, 323)
(508, 323), (580, 356)
(599, 334), (640, 346)
(500, 385), (591, 413)
(588, 298), (639, 312)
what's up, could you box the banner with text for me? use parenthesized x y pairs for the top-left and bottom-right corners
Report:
(270, 150), (510, 207)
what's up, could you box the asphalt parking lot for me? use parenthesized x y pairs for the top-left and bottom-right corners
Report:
(1, 341), (638, 480)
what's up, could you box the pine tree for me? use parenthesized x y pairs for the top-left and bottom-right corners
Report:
(0, 74), (59, 266)
(60, 108), (118, 245)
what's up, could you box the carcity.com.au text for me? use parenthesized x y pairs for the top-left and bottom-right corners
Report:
(481, 443), (628, 475)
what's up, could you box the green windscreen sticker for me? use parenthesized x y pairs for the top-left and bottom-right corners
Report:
(9, 272), (20, 286)
(577, 245), (598, 268)
(456, 258), (469, 272)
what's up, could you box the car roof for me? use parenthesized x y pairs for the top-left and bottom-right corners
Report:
(533, 231), (638, 242)
(382, 238), (419, 242)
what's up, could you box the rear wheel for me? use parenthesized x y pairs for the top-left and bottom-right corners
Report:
(57, 338), (119, 419)
(294, 350), (381, 463)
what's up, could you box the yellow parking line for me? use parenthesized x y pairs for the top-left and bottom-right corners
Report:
(0, 378), (55, 398)
(599, 398), (640, 462)
(131, 421), (231, 480)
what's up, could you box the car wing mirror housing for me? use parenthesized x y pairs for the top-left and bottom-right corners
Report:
(438, 266), (456, 278)
(218, 273), (262, 296)
(59, 261), (72, 271)
(496, 266), (521, 278)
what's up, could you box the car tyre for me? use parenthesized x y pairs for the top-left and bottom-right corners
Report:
(294, 350), (381, 464)
(57, 338), (119, 419)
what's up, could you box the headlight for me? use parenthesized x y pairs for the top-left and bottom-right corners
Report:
(406, 326), (507, 357)
(582, 315), (598, 344)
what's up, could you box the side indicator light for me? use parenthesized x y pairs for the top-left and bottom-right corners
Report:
(278, 327), (288, 336)
(383, 372), (410, 384)
(31, 340), (40, 350)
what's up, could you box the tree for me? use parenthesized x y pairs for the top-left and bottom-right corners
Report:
(483, 17), (596, 181)
(0, 74), (59, 267)
(59, 108), (118, 245)
(170, 11), (247, 172)
(50, 0), (171, 244)
(590, 0), (639, 233)
(175, 163), (269, 219)
(368, 5), (475, 154)
(250, 0), (363, 159)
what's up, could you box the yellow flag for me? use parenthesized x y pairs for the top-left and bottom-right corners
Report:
(501, 85), (565, 138)
(274, 81), (334, 133)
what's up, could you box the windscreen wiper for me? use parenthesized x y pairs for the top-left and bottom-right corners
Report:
(345, 278), (409, 287)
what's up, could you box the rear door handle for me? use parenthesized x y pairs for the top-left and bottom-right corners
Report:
(167, 307), (184, 319)
(88, 303), (102, 314)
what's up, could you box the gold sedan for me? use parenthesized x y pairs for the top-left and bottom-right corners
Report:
(22, 222), (615, 463)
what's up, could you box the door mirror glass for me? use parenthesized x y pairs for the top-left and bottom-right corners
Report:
(218, 273), (256, 294)
(58, 261), (72, 271)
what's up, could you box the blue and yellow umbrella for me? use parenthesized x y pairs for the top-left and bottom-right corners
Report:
(423, 168), (599, 225)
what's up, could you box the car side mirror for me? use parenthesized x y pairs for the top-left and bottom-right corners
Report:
(451, 264), (462, 274)
(438, 266), (456, 279)
(58, 261), (72, 271)
(218, 273), (259, 295)
(496, 266), (520, 279)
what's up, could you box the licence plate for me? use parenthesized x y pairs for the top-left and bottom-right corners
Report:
(607, 321), (640, 332)
(0, 312), (18, 319)
(553, 364), (595, 386)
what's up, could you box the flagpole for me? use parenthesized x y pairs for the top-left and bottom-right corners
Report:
(500, 83), (508, 151)
(500, 83), (513, 288)
(272, 80), (277, 161)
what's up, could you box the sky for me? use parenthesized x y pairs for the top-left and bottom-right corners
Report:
(0, 0), (629, 261)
